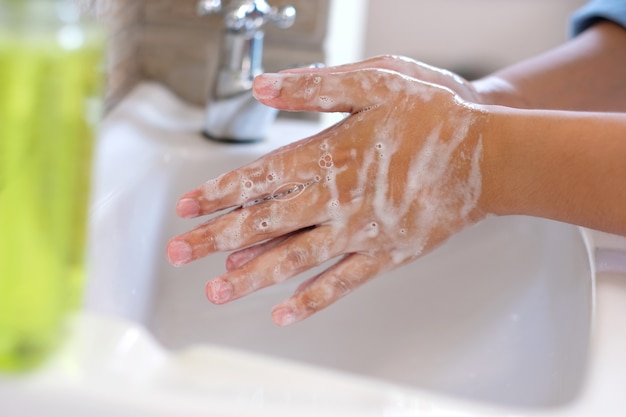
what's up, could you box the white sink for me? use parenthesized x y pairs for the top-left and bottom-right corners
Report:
(88, 81), (595, 409)
(149, 215), (593, 408)
(3, 83), (625, 416)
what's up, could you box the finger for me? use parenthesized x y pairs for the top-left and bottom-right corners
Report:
(174, 165), (280, 219)
(279, 55), (471, 101)
(206, 225), (341, 304)
(225, 235), (289, 272)
(357, 56), (473, 100)
(225, 227), (314, 271)
(175, 138), (325, 219)
(280, 55), (423, 78)
(167, 185), (327, 267)
(271, 253), (381, 326)
(356, 55), (468, 89)
(252, 68), (419, 113)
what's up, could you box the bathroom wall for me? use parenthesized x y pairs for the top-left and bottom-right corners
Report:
(76, 0), (329, 109)
(324, 0), (369, 67)
(363, 0), (588, 79)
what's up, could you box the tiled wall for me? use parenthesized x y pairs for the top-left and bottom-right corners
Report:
(77, 0), (329, 109)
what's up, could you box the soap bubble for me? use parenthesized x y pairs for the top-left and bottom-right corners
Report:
(319, 152), (334, 169)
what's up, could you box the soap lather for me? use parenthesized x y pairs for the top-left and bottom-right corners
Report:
(198, 0), (299, 142)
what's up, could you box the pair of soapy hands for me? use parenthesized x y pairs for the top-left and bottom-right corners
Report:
(167, 56), (491, 326)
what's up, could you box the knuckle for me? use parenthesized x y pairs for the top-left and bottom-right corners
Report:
(328, 274), (352, 297)
(301, 292), (321, 314)
(199, 228), (217, 250)
(285, 246), (311, 271)
(240, 208), (275, 237)
(235, 268), (263, 293)
(376, 54), (414, 72)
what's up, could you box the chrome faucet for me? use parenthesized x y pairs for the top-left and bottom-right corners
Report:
(197, 0), (296, 142)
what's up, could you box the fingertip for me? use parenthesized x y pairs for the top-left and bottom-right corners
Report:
(206, 279), (233, 304)
(176, 198), (200, 218)
(271, 304), (299, 327)
(253, 73), (283, 101)
(167, 239), (192, 267)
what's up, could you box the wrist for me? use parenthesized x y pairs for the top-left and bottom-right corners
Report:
(475, 104), (526, 218)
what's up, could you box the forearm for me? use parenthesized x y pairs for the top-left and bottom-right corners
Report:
(481, 106), (626, 235)
(473, 21), (626, 112)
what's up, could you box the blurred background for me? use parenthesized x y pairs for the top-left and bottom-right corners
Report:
(81, 0), (589, 110)
(332, 0), (588, 79)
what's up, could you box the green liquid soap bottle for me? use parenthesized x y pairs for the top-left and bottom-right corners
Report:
(0, 0), (105, 372)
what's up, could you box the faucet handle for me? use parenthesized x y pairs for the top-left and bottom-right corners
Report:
(268, 5), (296, 29)
(197, 0), (296, 32)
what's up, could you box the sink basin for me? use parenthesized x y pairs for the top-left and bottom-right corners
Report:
(151, 218), (592, 409)
(84, 83), (595, 412)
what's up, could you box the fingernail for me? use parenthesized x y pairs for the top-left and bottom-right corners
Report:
(176, 198), (200, 218)
(272, 305), (298, 327)
(253, 74), (283, 100)
(206, 279), (233, 304)
(167, 240), (192, 267)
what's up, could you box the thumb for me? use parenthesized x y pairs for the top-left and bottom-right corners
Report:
(252, 69), (415, 113)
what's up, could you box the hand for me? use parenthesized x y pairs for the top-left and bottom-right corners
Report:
(166, 63), (489, 326)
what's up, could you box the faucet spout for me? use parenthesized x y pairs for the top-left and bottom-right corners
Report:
(197, 0), (296, 142)
(203, 90), (279, 142)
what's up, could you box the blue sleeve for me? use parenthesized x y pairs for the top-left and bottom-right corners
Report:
(570, 0), (626, 36)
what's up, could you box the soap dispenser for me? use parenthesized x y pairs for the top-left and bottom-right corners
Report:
(0, 0), (105, 371)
